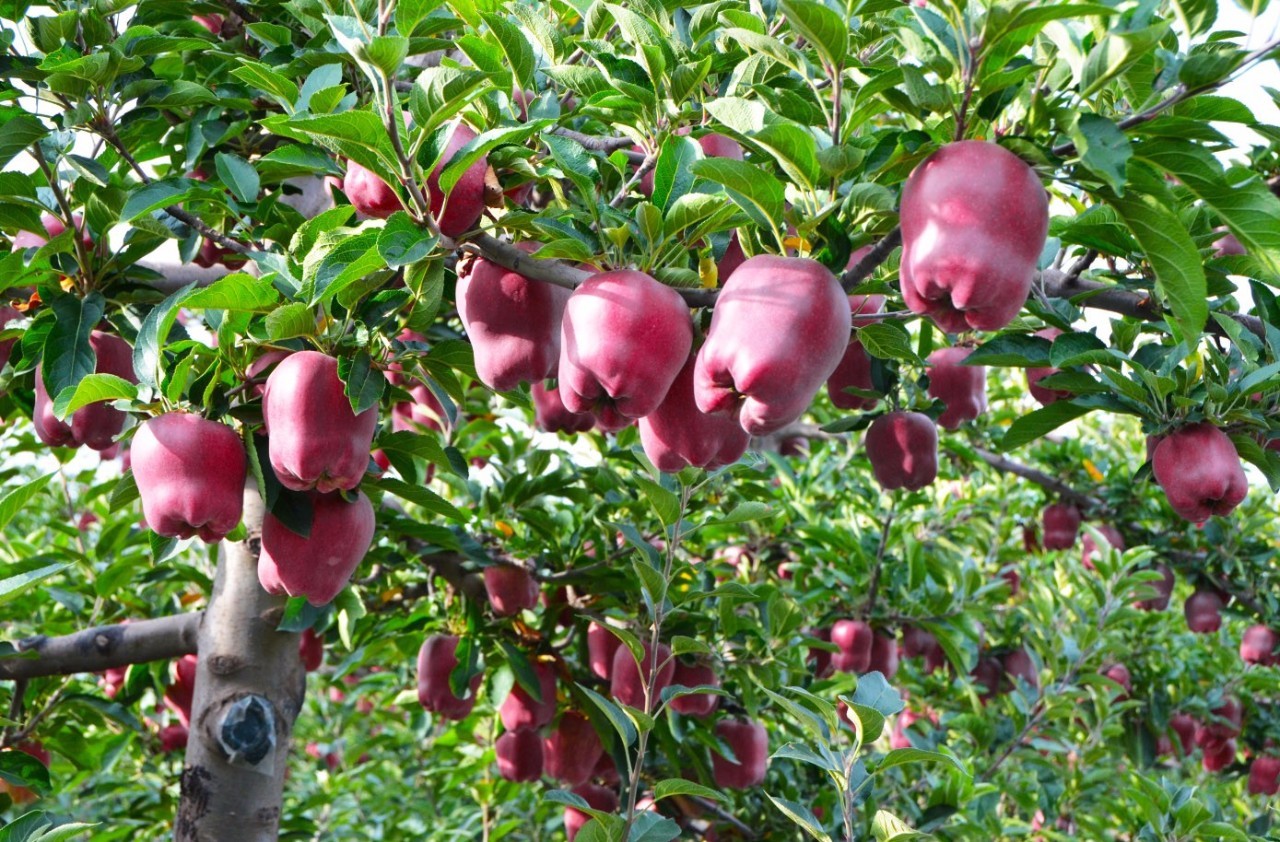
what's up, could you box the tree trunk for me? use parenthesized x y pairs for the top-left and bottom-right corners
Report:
(176, 484), (304, 842)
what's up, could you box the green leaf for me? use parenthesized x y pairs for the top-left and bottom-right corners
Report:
(1079, 22), (1170, 98)
(42, 293), (105, 399)
(1071, 114), (1131, 195)
(965, 333), (1052, 367)
(306, 231), (387, 305)
(368, 476), (467, 522)
(652, 135), (698, 213)
(0, 562), (68, 606)
(337, 350), (384, 415)
(652, 779), (726, 802)
(875, 746), (968, 776)
(409, 67), (496, 139)
(577, 683), (638, 747)
(437, 123), (546, 197)
(377, 212), (437, 268)
(481, 13), (534, 89)
(0, 474), (54, 534)
(871, 810), (924, 842)
(701, 501), (773, 528)
(859, 321), (919, 362)
(998, 401), (1094, 451)
(121, 179), (196, 221)
(689, 158), (784, 235)
(52, 373), (136, 420)
(0, 109), (49, 168)
(632, 475), (679, 526)
(779, 0), (847, 69)
(264, 302), (316, 341)
(765, 793), (833, 842)
(184, 273), (281, 312)
(214, 152), (260, 204)
(133, 283), (197, 392)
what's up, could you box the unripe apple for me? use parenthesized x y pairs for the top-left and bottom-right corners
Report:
(1195, 697), (1243, 746)
(899, 140), (1049, 333)
(610, 641), (674, 711)
(1169, 713), (1197, 756)
(164, 654), (198, 726)
(712, 718), (768, 789)
(457, 244), (570, 391)
(587, 622), (621, 680)
(826, 295), (885, 410)
(263, 351), (379, 492)
(1002, 648), (1037, 690)
(257, 490), (376, 606)
(1184, 587), (1225, 633)
(868, 631), (899, 678)
(484, 565), (539, 616)
(558, 269), (692, 430)
(496, 727), (544, 782)
(1080, 524), (1124, 571)
(34, 331), (136, 451)
(543, 712), (604, 785)
(532, 380), (595, 434)
(1041, 503), (1081, 551)
(1241, 625), (1280, 666)
(695, 255), (851, 435)
(132, 413), (246, 542)
(1201, 738), (1236, 772)
(639, 353), (750, 473)
(1100, 663), (1132, 698)
(426, 122), (489, 238)
(417, 633), (482, 720)
(899, 626), (945, 673)
(926, 346), (986, 428)
(1152, 423), (1248, 522)
(1135, 564), (1175, 611)
(865, 411), (939, 491)
(499, 660), (558, 731)
(343, 160), (402, 218)
(830, 619), (874, 674)
(564, 782), (619, 841)
(1248, 755), (1280, 795)
(298, 628), (324, 672)
(668, 660), (720, 718)
(1026, 328), (1072, 406)
(159, 723), (189, 753)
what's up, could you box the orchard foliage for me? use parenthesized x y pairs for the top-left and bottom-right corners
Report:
(2, 0), (1280, 840)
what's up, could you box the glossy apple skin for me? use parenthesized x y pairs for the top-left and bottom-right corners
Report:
(1134, 564), (1175, 611)
(865, 411), (938, 491)
(696, 256), (851, 435)
(558, 269), (692, 430)
(426, 122), (489, 238)
(610, 641), (674, 711)
(1169, 713), (1197, 756)
(298, 628), (324, 672)
(826, 294), (886, 410)
(496, 727), (544, 782)
(417, 633), (481, 720)
(639, 353), (750, 473)
(564, 783), (619, 841)
(499, 660), (558, 731)
(668, 661), (720, 717)
(1080, 524), (1124, 570)
(132, 413), (246, 542)
(719, 232), (747, 281)
(246, 349), (291, 398)
(1249, 756), (1280, 795)
(1152, 423), (1248, 522)
(712, 718), (768, 789)
(926, 346), (986, 428)
(830, 619), (874, 674)
(532, 380), (595, 434)
(1195, 698), (1243, 749)
(484, 565), (539, 616)
(899, 140), (1049, 333)
(1240, 625), (1279, 665)
(343, 160), (402, 218)
(193, 13), (223, 33)
(457, 243), (569, 391)
(697, 133), (743, 161)
(263, 351), (379, 493)
(1041, 503), (1081, 551)
(1184, 587), (1224, 633)
(543, 712), (604, 785)
(258, 490), (376, 607)
(587, 622), (621, 680)
(34, 331), (136, 451)
(165, 654), (198, 726)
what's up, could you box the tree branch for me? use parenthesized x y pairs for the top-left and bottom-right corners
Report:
(972, 448), (1101, 511)
(0, 612), (201, 681)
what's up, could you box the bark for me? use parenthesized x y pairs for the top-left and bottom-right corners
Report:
(176, 485), (305, 842)
(0, 613), (200, 681)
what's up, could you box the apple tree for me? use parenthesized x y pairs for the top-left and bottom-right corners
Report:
(3, 0), (1280, 840)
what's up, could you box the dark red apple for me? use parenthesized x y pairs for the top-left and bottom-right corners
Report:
(263, 350), (379, 492)
(543, 712), (604, 786)
(426, 122), (489, 238)
(718, 232), (746, 281)
(257, 490), (376, 606)
(565, 783), (619, 841)
(1201, 738), (1236, 772)
(34, 331), (136, 451)
(1041, 503), (1081, 551)
(391, 384), (445, 434)
(1195, 697), (1242, 746)
(1100, 663), (1132, 698)
(1214, 232), (1246, 257)
(926, 346), (986, 428)
(132, 413), (246, 542)
(532, 380), (595, 434)
(298, 628), (324, 672)
(164, 654), (198, 726)
(830, 619), (874, 674)
(695, 255), (851, 435)
(1248, 755), (1280, 795)
(417, 633), (481, 720)
(587, 622), (621, 680)
(1184, 587), (1225, 633)
(868, 631), (899, 678)
(1080, 524), (1124, 570)
(457, 244), (570, 391)
(193, 13), (223, 34)
(159, 723), (189, 753)
(826, 294), (885, 410)
(668, 660), (720, 718)
(712, 718), (768, 789)
(0, 306), (21, 371)
(1026, 328), (1072, 406)
(496, 727), (544, 782)
(865, 411), (938, 491)
(1135, 564), (1175, 611)
(899, 140), (1049, 333)
(1152, 423), (1248, 522)
(610, 641), (674, 711)
(900, 626), (945, 673)
(971, 656), (1003, 699)
(484, 565), (539, 616)
(1170, 713), (1197, 756)
(499, 660), (558, 731)
(639, 353), (750, 473)
(1002, 648), (1037, 690)
(1241, 625), (1280, 665)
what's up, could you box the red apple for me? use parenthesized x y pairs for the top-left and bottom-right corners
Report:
(899, 140), (1049, 333)
(496, 727), (544, 782)
(131, 413), (246, 542)
(499, 660), (558, 731)
(417, 633), (482, 720)
(695, 255), (851, 435)
(826, 294), (885, 410)
(298, 628), (324, 672)
(13, 212), (93, 250)
(457, 244), (570, 391)
(1152, 423), (1248, 522)
(1184, 587), (1225, 633)
(926, 346), (986, 428)
(1100, 663), (1132, 698)
(257, 489), (376, 606)
(0, 305), (21, 370)
(668, 660), (720, 718)
(1201, 738), (1236, 772)
(34, 331), (136, 451)
(1214, 232), (1246, 257)
(971, 656), (1003, 699)
(343, 160), (402, 218)
(543, 712), (604, 785)
(865, 411), (939, 491)
(1026, 329), (1072, 406)
(639, 353), (750, 473)
(159, 723), (189, 753)
(193, 13), (223, 33)
(1134, 564), (1175, 611)
(1002, 648), (1037, 690)
(558, 269), (692, 430)
(868, 631), (899, 678)
(712, 718), (768, 789)
(1248, 755), (1280, 795)
(564, 783), (619, 841)
(718, 232), (746, 281)
(1241, 625), (1280, 666)
(890, 707), (936, 750)
(484, 565), (539, 616)
(830, 619), (874, 674)
(391, 384), (445, 434)
(532, 380), (595, 434)
(587, 622), (621, 680)
(263, 351), (379, 492)
(1080, 524), (1124, 570)
(610, 641), (674, 711)
(164, 654), (198, 726)
(1195, 697), (1243, 746)
(246, 349), (290, 398)
(192, 238), (248, 269)
(426, 122), (489, 238)
(1170, 713), (1197, 756)
(1041, 503), (1081, 551)
(900, 626), (945, 673)
(697, 133), (743, 161)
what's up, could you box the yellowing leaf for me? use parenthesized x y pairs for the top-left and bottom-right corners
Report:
(1083, 459), (1104, 482)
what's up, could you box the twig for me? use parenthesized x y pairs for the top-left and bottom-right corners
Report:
(609, 152), (657, 208)
(840, 228), (902, 292)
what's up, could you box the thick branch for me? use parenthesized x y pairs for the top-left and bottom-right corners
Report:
(0, 613), (200, 681)
(840, 227), (902, 292)
(973, 448), (1100, 511)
